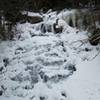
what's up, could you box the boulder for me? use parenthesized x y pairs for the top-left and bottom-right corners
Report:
(27, 16), (43, 24)
(0, 90), (3, 96)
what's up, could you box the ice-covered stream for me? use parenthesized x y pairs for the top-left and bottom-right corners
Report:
(0, 10), (100, 100)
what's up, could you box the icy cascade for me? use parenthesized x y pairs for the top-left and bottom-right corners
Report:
(58, 9), (100, 31)
(0, 10), (100, 100)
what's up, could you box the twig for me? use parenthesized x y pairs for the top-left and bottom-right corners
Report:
(89, 48), (100, 61)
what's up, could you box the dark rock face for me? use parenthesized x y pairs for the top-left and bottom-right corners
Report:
(41, 23), (46, 33)
(3, 58), (9, 67)
(40, 96), (45, 100)
(53, 19), (63, 34)
(0, 67), (3, 72)
(53, 23), (63, 34)
(85, 48), (91, 52)
(40, 20), (63, 34)
(40, 23), (52, 33)
(19, 14), (43, 24)
(61, 91), (67, 97)
(27, 16), (43, 24)
(67, 64), (76, 72)
(0, 90), (3, 96)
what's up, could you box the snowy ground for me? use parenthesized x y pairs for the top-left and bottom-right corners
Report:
(66, 54), (100, 100)
(0, 10), (100, 100)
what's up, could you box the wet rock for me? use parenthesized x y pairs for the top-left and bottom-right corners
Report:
(3, 58), (9, 67)
(0, 90), (3, 96)
(39, 71), (45, 79)
(16, 47), (23, 51)
(85, 48), (91, 52)
(53, 23), (63, 34)
(0, 67), (3, 72)
(27, 16), (43, 24)
(61, 91), (67, 97)
(40, 96), (45, 100)
(54, 19), (63, 34)
(24, 85), (33, 90)
(40, 23), (52, 33)
(67, 64), (76, 71)
(15, 47), (24, 54)
(41, 23), (46, 33)
(43, 75), (49, 82)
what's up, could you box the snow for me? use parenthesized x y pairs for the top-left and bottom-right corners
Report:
(65, 54), (100, 100)
(22, 11), (42, 17)
(0, 9), (100, 100)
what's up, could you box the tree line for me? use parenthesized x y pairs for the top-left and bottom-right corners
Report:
(0, 0), (99, 22)
(0, 0), (100, 40)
